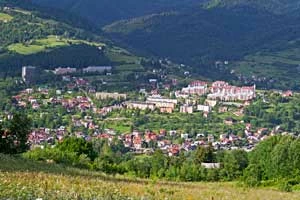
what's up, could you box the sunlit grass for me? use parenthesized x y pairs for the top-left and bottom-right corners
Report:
(0, 12), (13, 22)
(0, 154), (299, 199)
(7, 35), (105, 55)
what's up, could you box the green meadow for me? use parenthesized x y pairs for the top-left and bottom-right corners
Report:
(0, 12), (13, 22)
(0, 154), (299, 200)
(7, 35), (105, 55)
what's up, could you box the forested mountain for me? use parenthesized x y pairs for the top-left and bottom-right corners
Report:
(104, 8), (300, 60)
(2, 0), (300, 89)
(32, 0), (205, 27)
(103, 7), (300, 89)
(204, 0), (300, 14)
(33, 0), (300, 27)
(0, 1), (141, 78)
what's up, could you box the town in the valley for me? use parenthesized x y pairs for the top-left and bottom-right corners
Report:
(6, 65), (297, 157)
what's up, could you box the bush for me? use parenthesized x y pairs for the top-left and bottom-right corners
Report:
(23, 147), (90, 167)
(242, 164), (262, 187)
(279, 181), (293, 192)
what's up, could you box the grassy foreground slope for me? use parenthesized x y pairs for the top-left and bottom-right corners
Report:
(0, 154), (298, 200)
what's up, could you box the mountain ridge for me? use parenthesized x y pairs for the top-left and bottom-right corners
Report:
(204, 0), (300, 14)
(32, 0), (205, 27)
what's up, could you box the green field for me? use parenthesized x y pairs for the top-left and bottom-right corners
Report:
(115, 64), (144, 72)
(7, 35), (105, 55)
(106, 47), (141, 64)
(0, 154), (299, 200)
(0, 12), (13, 22)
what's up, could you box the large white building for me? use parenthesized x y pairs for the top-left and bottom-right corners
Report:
(54, 67), (77, 75)
(146, 95), (178, 109)
(197, 105), (211, 112)
(22, 66), (37, 83)
(208, 81), (256, 101)
(83, 66), (112, 73)
(181, 80), (208, 96)
(96, 92), (127, 100)
(125, 101), (155, 111)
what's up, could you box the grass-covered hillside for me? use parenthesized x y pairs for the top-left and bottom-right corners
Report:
(0, 154), (299, 200)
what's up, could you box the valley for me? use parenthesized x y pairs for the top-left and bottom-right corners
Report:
(0, 1), (300, 199)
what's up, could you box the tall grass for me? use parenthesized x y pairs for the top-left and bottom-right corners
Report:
(0, 154), (299, 200)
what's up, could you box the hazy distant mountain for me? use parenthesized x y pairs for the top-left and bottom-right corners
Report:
(204, 0), (300, 14)
(33, 0), (300, 27)
(32, 0), (205, 26)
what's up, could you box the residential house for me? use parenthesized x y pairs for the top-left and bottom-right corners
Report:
(180, 105), (193, 114)
(197, 105), (211, 112)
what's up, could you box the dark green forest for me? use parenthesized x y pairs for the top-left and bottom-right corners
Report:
(0, 3), (113, 77)
(32, 0), (205, 27)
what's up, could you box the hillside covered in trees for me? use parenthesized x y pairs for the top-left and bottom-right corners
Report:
(103, 7), (300, 89)
(0, 1), (147, 79)
(32, 0), (205, 27)
(204, 0), (300, 14)
(31, 0), (300, 90)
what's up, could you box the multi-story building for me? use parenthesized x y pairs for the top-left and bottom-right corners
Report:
(181, 80), (208, 96)
(197, 105), (211, 112)
(54, 67), (77, 75)
(95, 92), (127, 100)
(83, 66), (112, 73)
(22, 66), (37, 84)
(125, 101), (155, 111)
(208, 81), (256, 101)
(146, 95), (177, 111)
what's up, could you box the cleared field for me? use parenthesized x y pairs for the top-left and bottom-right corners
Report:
(106, 47), (141, 64)
(0, 12), (13, 22)
(7, 43), (47, 55)
(0, 154), (299, 200)
(7, 35), (105, 55)
(115, 64), (144, 72)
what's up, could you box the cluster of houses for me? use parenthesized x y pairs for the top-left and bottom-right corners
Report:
(27, 121), (291, 156)
(12, 87), (94, 113)
(28, 126), (67, 146)
(13, 68), (298, 157)
(125, 80), (254, 115)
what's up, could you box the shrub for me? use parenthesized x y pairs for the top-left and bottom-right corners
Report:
(279, 181), (293, 192)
